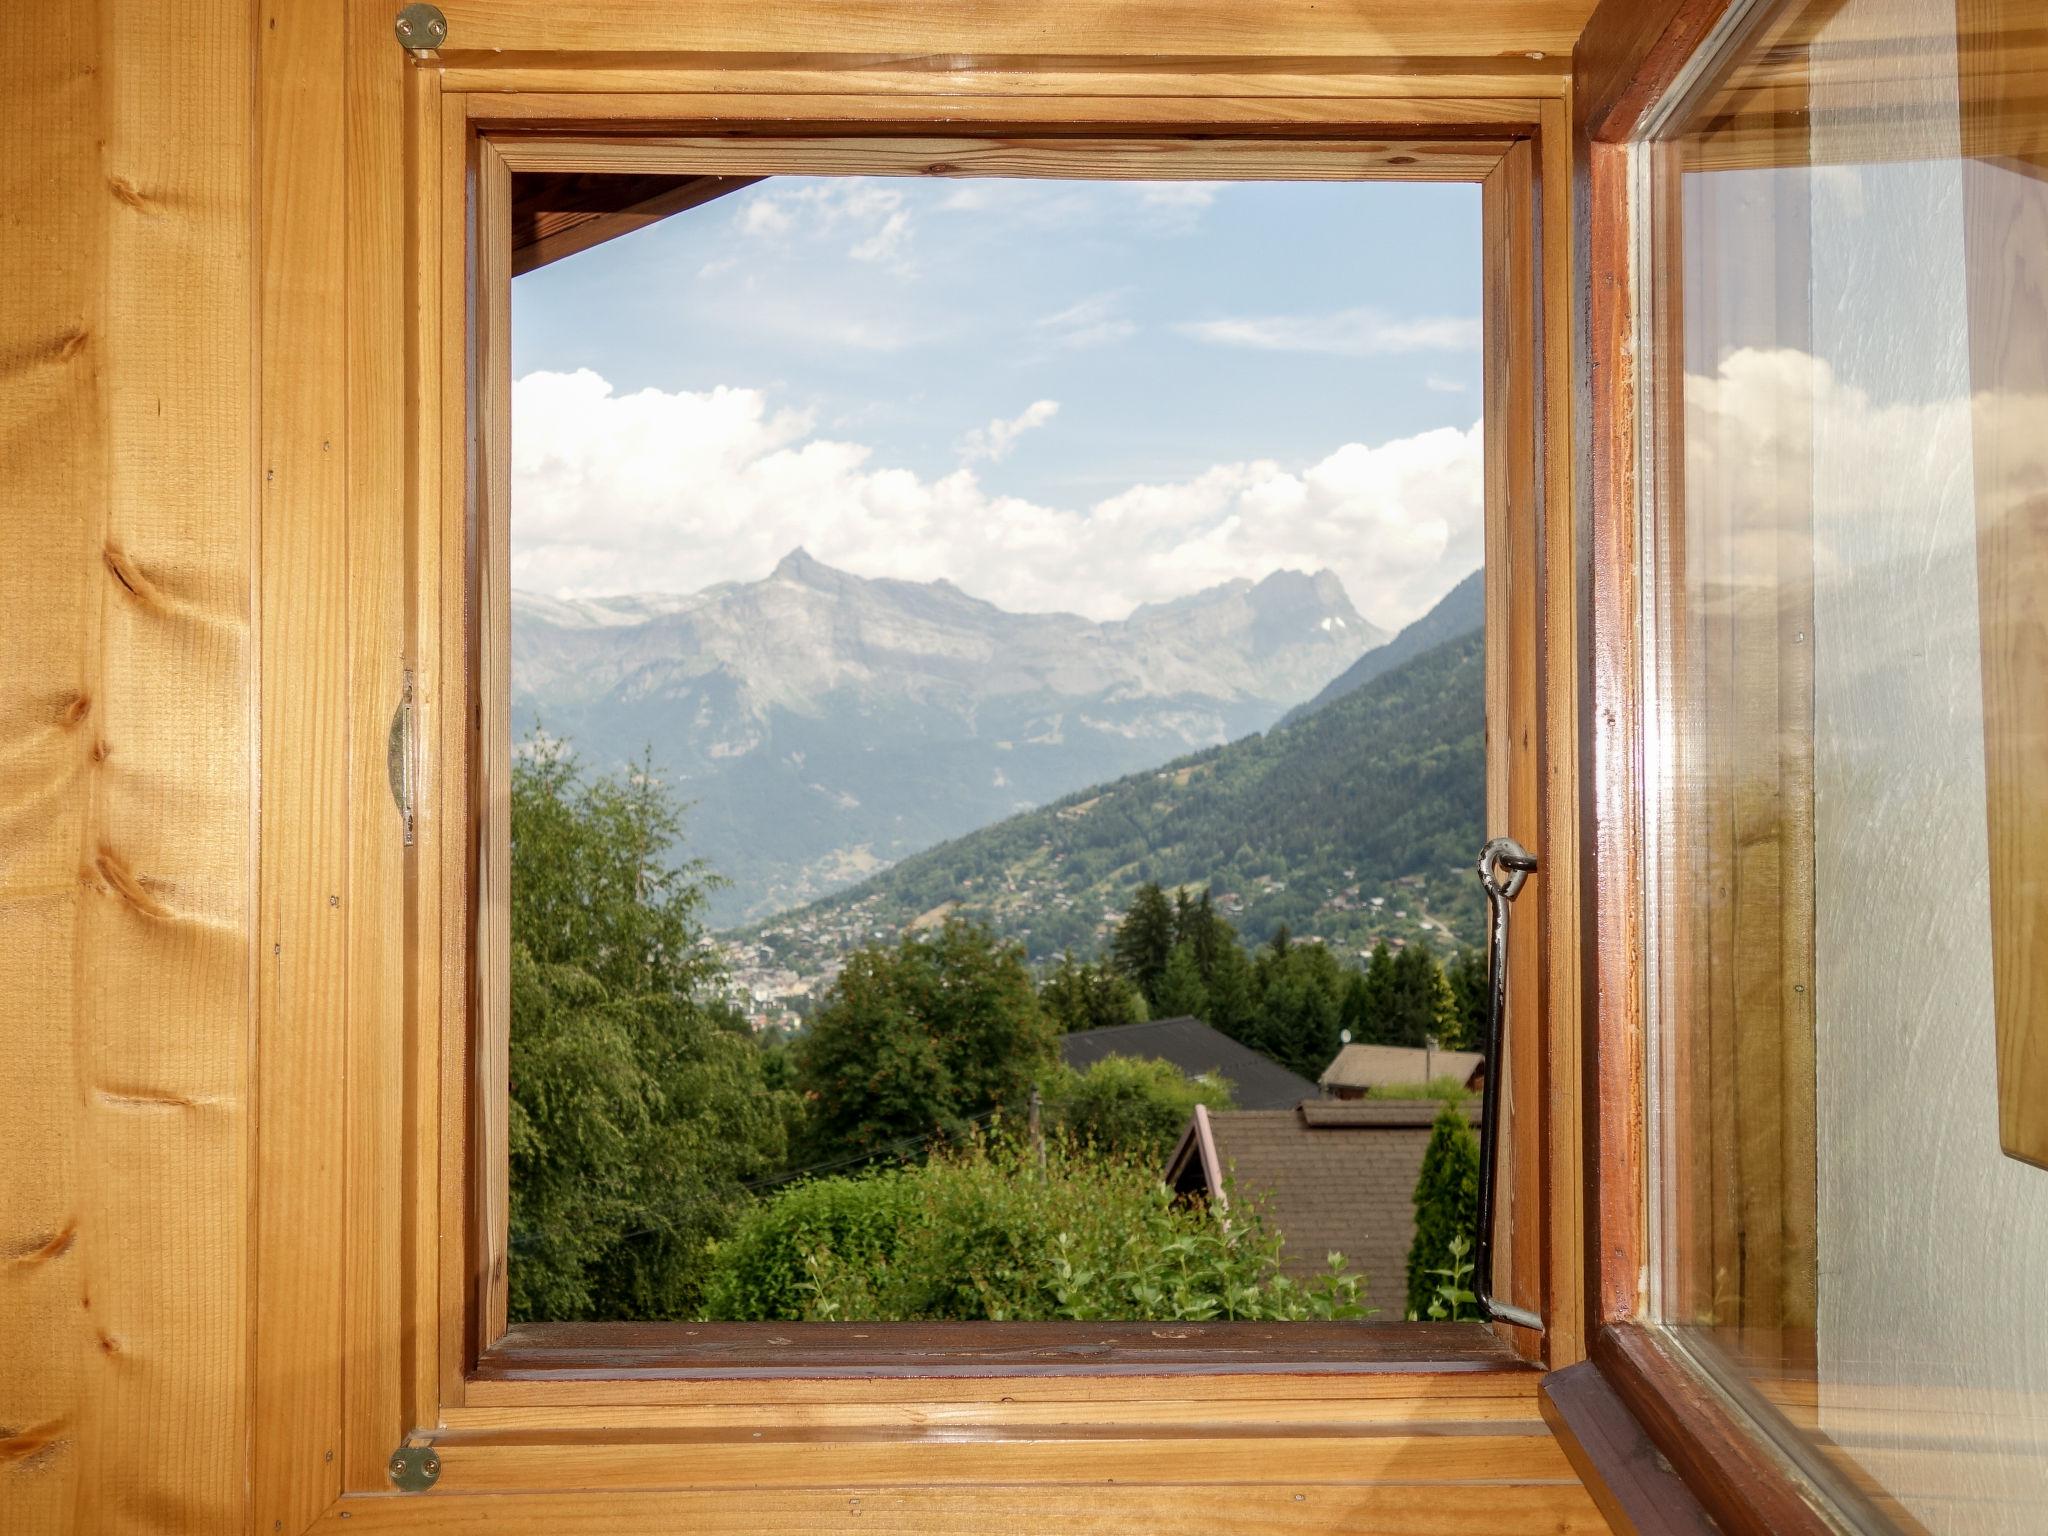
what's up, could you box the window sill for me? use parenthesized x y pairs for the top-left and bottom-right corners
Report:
(475, 1319), (1527, 1383)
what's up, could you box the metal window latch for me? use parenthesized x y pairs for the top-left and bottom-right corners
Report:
(387, 670), (416, 847)
(394, 4), (447, 53)
(1474, 836), (1543, 1332)
(387, 1443), (441, 1492)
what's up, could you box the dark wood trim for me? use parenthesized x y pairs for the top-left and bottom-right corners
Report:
(1594, 1324), (1840, 1536)
(510, 171), (760, 275)
(1574, 0), (1743, 143)
(1540, 1360), (1720, 1535)
(477, 1321), (1529, 1382)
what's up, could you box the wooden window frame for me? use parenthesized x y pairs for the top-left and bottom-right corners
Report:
(263, 45), (1586, 1526)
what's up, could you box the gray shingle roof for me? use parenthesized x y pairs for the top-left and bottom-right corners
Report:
(1058, 1017), (1320, 1110)
(1166, 1099), (1483, 1313)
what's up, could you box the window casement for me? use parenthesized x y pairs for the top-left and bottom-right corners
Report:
(1557, 1), (2048, 1532)
(250, 41), (1587, 1526)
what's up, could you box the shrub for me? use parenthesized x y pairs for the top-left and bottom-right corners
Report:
(1042, 1054), (1233, 1162)
(702, 1137), (1375, 1324)
(1405, 1101), (1481, 1319)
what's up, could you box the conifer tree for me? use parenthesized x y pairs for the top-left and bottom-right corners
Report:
(1153, 942), (1209, 1020)
(1405, 1101), (1481, 1319)
(1111, 882), (1178, 1004)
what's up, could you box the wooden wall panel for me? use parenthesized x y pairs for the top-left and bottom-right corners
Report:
(0, 3), (255, 1535)
(251, 0), (354, 1523)
(430, 0), (1601, 62)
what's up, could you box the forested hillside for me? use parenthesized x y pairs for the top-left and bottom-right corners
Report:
(749, 625), (1485, 975)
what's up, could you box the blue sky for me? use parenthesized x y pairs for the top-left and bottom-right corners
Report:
(511, 177), (1484, 627)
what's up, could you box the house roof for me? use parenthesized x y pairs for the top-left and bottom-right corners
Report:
(1058, 1017), (1319, 1111)
(1318, 1042), (1485, 1091)
(1165, 1099), (1483, 1308)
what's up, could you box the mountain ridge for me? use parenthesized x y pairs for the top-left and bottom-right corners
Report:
(512, 551), (1389, 924)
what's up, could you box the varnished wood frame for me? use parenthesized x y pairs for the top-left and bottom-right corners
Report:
(1562, 1), (1908, 1531)
(291, 53), (1586, 1526)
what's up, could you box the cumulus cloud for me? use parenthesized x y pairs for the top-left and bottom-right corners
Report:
(959, 400), (1060, 464)
(512, 368), (1483, 627)
(1177, 307), (1480, 356)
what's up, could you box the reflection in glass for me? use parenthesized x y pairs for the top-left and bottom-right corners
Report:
(1649, 0), (2048, 1527)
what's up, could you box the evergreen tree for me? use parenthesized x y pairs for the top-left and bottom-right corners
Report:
(1443, 947), (1488, 1053)
(1387, 945), (1459, 1049)
(796, 919), (1058, 1165)
(1252, 939), (1345, 1080)
(1038, 952), (1149, 1033)
(1355, 941), (1399, 1044)
(1202, 940), (1261, 1044)
(1406, 1102), (1481, 1319)
(1112, 882), (1178, 1004)
(1153, 942), (1209, 1020)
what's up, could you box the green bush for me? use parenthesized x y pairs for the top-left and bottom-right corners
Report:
(703, 1137), (1375, 1324)
(1042, 1054), (1232, 1162)
(1365, 1076), (1476, 1102)
(1405, 1102), (1481, 1320)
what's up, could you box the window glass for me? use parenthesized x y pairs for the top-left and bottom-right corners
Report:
(1649, 0), (2048, 1525)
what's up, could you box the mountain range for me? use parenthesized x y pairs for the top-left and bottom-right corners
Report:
(739, 573), (1488, 977)
(513, 549), (1386, 924)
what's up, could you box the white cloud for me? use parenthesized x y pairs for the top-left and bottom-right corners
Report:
(1141, 183), (1220, 209)
(1038, 293), (1137, 351)
(512, 368), (1483, 628)
(1177, 307), (1480, 356)
(959, 400), (1060, 464)
(1425, 375), (1470, 394)
(734, 180), (916, 268)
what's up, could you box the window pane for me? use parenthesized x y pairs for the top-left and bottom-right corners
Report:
(1650, 0), (2048, 1525)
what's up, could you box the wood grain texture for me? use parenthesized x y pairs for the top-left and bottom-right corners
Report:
(1961, 0), (2048, 1171)
(1594, 1324), (1834, 1536)
(1539, 1361), (1719, 1535)
(344, 0), (418, 1492)
(315, 1481), (1607, 1534)
(445, 62), (1571, 102)
(511, 174), (761, 275)
(1, 2), (256, 1535)
(490, 134), (1516, 182)
(1573, 0), (1741, 143)
(429, 0), (1601, 62)
(252, 0), (354, 1527)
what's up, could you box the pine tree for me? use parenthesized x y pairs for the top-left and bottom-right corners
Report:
(1154, 942), (1209, 1020)
(1112, 882), (1178, 1005)
(1356, 941), (1399, 1044)
(1405, 1102), (1481, 1319)
(1039, 952), (1149, 1033)
(1443, 948), (1488, 1052)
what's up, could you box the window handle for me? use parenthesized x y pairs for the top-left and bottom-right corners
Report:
(1475, 836), (1542, 1332)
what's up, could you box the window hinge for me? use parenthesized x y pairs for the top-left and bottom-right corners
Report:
(393, 3), (447, 54)
(387, 669), (416, 847)
(387, 1443), (441, 1493)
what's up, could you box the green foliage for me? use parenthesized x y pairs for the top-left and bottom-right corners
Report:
(1346, 940), (1461, 1049)
(1112, 882), (1178, 1001)
(1365, 1077), (1477, 1102)
(794, 919), (1058, 1166)
(772, 628), (1487, 964)
(1250, 934), (1346, 1079)
(507, 735), (798, 1321)
(1042, 1054), (1233, 1162)
(1444, 947), (1488, 1053)
(702, 1138), (1375, 1324)
(1038, 951), (1149, 1032)
(1422, 1234), (1478, 1323)
(1405, 1102), (1481, 1320)
(1154, 942), (1209, 1019)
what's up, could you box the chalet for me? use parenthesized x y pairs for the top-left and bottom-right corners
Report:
(1059, 1016), (1318, 1111)
(1166, 1099), (1484, 1309)
(1319, 1044), (1486, 1099)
